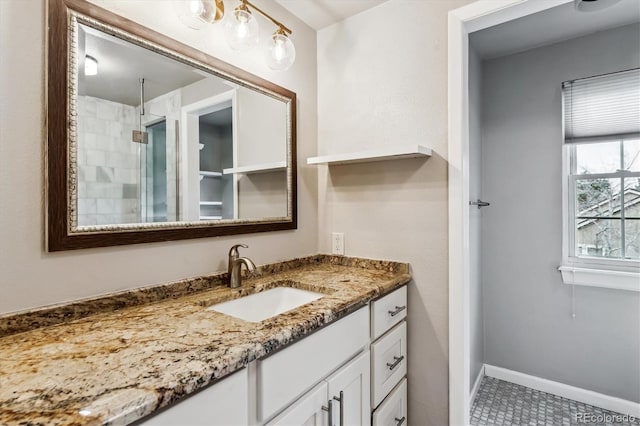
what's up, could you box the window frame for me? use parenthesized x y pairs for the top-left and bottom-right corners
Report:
(562, 137), (640, 288)
(564, 137), (640, 270)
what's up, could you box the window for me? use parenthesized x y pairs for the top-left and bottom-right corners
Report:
(561, 69), (640, 290)
(569, 139), (640, 261)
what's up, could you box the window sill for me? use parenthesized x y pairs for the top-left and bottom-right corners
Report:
(559, 266), (640, 292)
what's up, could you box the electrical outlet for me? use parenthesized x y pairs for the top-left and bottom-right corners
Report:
(332, 232), (345, 255)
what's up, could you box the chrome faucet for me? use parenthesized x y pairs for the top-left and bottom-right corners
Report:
(228, 244), (256, 288)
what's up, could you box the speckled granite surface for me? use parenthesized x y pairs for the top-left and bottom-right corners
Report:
(0, 255), (410, 426)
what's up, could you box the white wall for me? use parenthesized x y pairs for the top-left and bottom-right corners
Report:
(0, 0), (317, 314)
(468, 44), (484, 393)
(480, 23), (640, 402)
(317, 1), (473, 424)
(237, 87), (287, 167)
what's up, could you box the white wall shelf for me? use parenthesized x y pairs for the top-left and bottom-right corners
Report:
(223, 161), (287, 175)
(200, 201), (223, 206)
(307, 145), (432, 166)
(200, 171), (223, 177)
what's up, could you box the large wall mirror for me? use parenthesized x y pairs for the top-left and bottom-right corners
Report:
(47, 0), (297, 251)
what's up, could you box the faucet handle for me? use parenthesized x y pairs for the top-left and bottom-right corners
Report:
(229, 244), (248, 258)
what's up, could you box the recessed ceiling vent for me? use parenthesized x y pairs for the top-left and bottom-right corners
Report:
(574, 0), (622, 12)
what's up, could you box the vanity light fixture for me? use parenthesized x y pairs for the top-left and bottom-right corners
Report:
(226, 0), (295, 70)
(173, 0), (224, 30)
(176, 0), (296, 71)
(84, 55), (98, 76)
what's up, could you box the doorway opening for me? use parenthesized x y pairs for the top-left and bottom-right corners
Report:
(448, 1), (640, 424)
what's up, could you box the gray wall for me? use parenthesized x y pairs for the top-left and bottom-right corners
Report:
(480, 23), (640, 402)
(469, 44), (485, 393)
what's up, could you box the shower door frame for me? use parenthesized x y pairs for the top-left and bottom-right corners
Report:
(447, 0), (573, 424)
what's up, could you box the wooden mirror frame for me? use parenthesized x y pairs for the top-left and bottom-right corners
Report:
(46, 0), (297, 251)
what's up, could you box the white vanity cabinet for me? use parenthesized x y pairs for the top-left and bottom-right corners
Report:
(137, 368), (248, 426)
(258, 307), (369, 422)
(267, 351), (370, 426)
(264, 285), (409, 426)
(370, 287), (408, 423)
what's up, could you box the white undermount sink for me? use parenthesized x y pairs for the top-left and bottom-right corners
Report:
(207, 287), (324, 322)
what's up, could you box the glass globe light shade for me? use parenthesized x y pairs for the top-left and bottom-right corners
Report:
(224, 8), (259, 51)
(266, 32), (296, 71)
(174, 0), (223, 30)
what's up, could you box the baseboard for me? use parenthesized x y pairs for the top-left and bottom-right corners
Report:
(484, 365), (640, 418)
(470, 365), (485, 404)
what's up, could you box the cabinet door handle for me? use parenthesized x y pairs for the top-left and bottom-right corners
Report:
(333, 391), (344, 426)
(388, 305), (406, 317)
(321, 400), (333, 426)
(386, 355), (405, 370)
(395, 416), (406, 426)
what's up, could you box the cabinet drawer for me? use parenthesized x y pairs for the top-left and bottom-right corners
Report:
(258, 307), (369, 422)
(371, 321), (407, 408)
(371, 286), (407, 340)
(372, 378), (407, 426)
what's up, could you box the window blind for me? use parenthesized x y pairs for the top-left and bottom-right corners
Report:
(563, 68), (640, 143)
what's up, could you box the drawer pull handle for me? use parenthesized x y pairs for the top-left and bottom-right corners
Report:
(321, 400), (333, 426)
(388, 305), (406, 317)
(333, 391), (344, 426)
(386, 355), (405, 370)
(395, 416), (406, 426)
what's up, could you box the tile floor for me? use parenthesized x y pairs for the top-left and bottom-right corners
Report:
(470, 376), (640, 426)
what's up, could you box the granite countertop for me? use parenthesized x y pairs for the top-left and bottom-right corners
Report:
(0, 255), (410, 426)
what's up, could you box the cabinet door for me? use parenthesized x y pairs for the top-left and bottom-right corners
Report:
(266, 382), (329, 426)
(138, 368), (248, 425)
(326, 351), (371, 426)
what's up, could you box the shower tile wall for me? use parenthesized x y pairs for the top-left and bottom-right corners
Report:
(77, 96), (140, 226)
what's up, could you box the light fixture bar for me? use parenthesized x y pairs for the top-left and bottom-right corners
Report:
(241, 0), (292, 35)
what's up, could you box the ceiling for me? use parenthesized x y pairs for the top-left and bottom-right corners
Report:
(275, 0), (388, 31)
(79, 24), (209, 106)
(471, 0), (640, 59)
